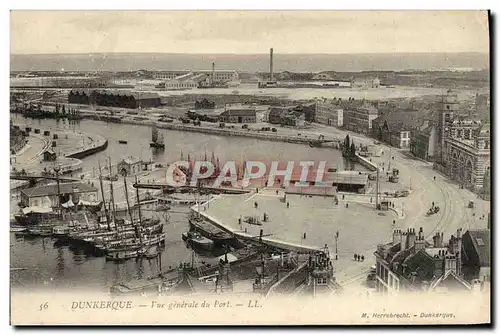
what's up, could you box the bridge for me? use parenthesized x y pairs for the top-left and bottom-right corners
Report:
(133, 183), (250, 195)
(10, 174), (80, 183)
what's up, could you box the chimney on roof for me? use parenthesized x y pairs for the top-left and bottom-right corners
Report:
(415, 235), (426, 252)
(444, 252), (458, 274)
(392, 229), (402, 246)
(401, 231), (408, 250)
(270, 48), (274, 82)
(433, 232), (443, 248)
(407, 228), (416, 249)
(434, 250), (445, 278)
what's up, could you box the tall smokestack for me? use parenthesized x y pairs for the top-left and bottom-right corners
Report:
(212, 62), (215, 86)
(270, 48), (274, 81)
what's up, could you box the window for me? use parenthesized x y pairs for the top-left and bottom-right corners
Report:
(476, 238), (485, 246)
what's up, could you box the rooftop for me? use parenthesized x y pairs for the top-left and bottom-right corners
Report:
(21, 182), (97, 198)
(120, 156), (142, 165)
(464, 229), (490, 267)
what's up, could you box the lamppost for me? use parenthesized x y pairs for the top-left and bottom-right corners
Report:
(334, 231), (339, 260)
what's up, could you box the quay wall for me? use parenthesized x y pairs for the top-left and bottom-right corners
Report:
(194, 202), (322, 253)
(65, 138), (108, 159)
(118, 118), (340, 146)
(355, 154), (378, 172)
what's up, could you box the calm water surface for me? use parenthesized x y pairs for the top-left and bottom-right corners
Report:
(10, 116), (360, 291)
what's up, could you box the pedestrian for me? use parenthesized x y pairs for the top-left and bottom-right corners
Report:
(393, 219), (396, 225)
(276, 190), (278, 195)
(303, 233), (307, 239)
(432, 201), (435, 208)
(345, 203), (349, 208)
(342, 194), (345, 200)
(433, 176), (436, 181)
(287, 202), (290, 208)
(254, 201), (258, 209)
(392, 202), (395, 208)
(354, 254), (358, 261)
(361, 255), (365, 262)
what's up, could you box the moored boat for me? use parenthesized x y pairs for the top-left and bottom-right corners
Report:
(182, 231), (214, 251)
(188, 217), (235, 246)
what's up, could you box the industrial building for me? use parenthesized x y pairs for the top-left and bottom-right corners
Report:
(68, 90), (161, 109)
(219, 107), (256, 123)
(161, 73), (208, 90)
(20, 182), (98, 208)
(153, 69), (238, 84)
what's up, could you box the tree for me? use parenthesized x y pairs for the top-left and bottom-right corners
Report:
(344, 134), (350, 151)
(350, 142), (356, 157)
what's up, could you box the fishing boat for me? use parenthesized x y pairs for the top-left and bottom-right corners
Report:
(150, 125), (165, 149)
(106, 249), (140, 261)
(143, 245), (162, 259)
(118, 140), (128, 144)
(14, 206), (59, 226)
(182, 231), (214, 251)
(188, 216), (235, 247)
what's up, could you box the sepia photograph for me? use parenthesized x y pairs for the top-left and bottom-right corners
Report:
(8, 10), (491, 325)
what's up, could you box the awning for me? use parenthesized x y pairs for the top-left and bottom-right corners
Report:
(22, 206), (53, 215)
(61, 199), (75, 208)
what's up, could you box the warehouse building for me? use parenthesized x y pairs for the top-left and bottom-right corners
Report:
(20, 182), (98, 208)
(219, 107), (256, 123)
(68, 90), (161, 109)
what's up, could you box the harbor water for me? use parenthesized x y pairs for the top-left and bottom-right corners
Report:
(10, 116), (362, 291)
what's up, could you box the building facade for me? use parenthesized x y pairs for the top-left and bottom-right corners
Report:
(371, 110), (420, 148)
(68, 90), (161, 109)
(315, 101), (344, 127)
(10, 124), (27, 154)
(374, 227), (484, 295)
(219, 107), (256, 123)
(343, 104), (378, 134)
(153, 70), (238, 83)
(445, 123), (490, 191)
(436, 90), (460, 163)
(410, 120), (438, 160)
(117, 157), (143, 176)
(20, 182), (98, 208)
(161, 73), (208, 90)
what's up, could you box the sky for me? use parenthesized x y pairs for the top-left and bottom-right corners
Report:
(10, 11), (490, 55)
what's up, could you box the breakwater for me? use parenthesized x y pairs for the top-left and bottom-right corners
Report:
(355, 154), (378, 172)
(65, 138), (108, 159)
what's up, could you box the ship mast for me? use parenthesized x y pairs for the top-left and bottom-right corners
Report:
(135, 175), (143, 228)
(98, 162), (111, 231)
(123, 175), (134, 227)
(108, 158), (116, 223)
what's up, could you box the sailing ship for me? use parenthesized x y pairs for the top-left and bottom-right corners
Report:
(150, 125), (165, 149)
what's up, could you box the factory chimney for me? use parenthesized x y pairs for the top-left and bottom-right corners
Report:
(270, 48), (274, 82)
(212, 62), (215, 87)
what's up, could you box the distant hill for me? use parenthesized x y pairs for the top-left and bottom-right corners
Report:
(10, 52), (489, 73)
